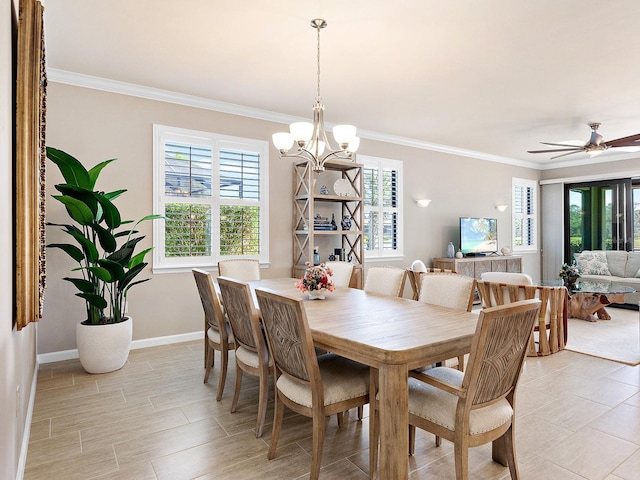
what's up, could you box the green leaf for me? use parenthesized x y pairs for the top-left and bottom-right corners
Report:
(91, 223), (117, 253)
(98, 258), (126, 281)
(86, 266), (112, 282)
(51, 195), (95, 225)
(129, 247), (152, 269)
(63, 277), (95, 293)
(104, 189), (126, 202)
(46, 147), (91, 188)
(68, 229), (99, 263)
(119, 262), (147, 291)
(95, 192), (121, 229)
(47, 243), (85, 262)
(54, 184), (99, 215)
(123, 277), (150, 296)
(107, 236), (144, 264)
(77, 293), (108, 309)
(87, 159), (116, 189)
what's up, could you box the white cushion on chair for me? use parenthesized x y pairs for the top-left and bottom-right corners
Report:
(480, 272), (533, 285)
(419, 274), (474, 310)
(365, 266), (405, 297)
(325, 261), (354, 288)
(411, 260), (427, 272)
(207, 325), (234, 344)
(408, 367), (513, 435)
(236, 345), (273, 368)
(276, 355), (369, 408)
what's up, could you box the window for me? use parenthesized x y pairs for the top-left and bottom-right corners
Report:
(512, 177), (537, 252)
(361, 155), (403, 259)
(153, 125), (269, 272)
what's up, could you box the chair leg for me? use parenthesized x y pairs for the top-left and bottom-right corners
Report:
(336, 412), (344, 428)
(216, 346), (229, 401)
(203, 344), (213, 384)
(454, 440), (470, 480)
(457, 355), (465, 371)
(310, 411), (327, 480)
(435, 434), (442, 447)
(231, 362), (243, 413)
(502, 425), (521, 479)
(409, 425), (416, 455)
(357, 405), (364, 420)
(268, 393), (285, 460)
(255, 366), (269, 438)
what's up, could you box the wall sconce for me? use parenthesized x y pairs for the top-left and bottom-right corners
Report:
(416, 199), (432, 208)
(495, 204), (508, 212)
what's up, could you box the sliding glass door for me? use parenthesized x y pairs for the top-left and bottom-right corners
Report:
(564, 179), (634, 260)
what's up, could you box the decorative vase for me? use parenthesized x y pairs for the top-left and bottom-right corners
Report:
(447, 242), (455, 258)
(308, 288), (326, 300)
(455, 249), (463, 259)
(76, 316), (132, 374)
(341, 215), (352, 230)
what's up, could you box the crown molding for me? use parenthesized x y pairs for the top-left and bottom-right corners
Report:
(48, 68), (542, 169)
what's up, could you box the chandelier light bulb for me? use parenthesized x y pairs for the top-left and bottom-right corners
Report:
(272, 132), (294, 153)
(333, 125), (357, 149)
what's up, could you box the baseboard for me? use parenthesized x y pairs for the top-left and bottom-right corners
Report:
(16, 361), (38, 480)
(36, 330), (202, 364)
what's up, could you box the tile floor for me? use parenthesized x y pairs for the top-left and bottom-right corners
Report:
(25, 339), (640, 479)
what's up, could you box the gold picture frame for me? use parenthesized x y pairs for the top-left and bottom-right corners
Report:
(15, 0), (46, 330)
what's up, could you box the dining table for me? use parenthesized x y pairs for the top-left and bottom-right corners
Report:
(246, 278), (480, 479)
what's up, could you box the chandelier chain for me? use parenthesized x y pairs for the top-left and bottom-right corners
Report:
(316, 22), (321, 102)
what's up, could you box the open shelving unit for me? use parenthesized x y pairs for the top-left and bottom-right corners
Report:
(292, 159), (364, 287)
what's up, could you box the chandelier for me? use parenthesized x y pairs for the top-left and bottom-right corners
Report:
(272, 19), (360, 172)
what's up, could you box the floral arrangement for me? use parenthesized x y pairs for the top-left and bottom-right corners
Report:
(296, 262), (335, 293)
(559, 262), (580, 281)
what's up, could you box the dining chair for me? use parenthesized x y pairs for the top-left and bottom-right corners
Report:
(417, 272), (476, 370)
(364, 266), (406, 297)
(476, 280), (568, 356)
(192, 269), (235, 401)
(324, 261), (354, 287)
(407, 265), (456, 300)
(217, 259), (261, 281)
(255, 287), (370, 480)
(217, 276), (273, 438)
(371, 299), (541, 480)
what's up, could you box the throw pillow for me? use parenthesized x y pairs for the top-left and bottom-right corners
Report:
(576, 251), (611, 276)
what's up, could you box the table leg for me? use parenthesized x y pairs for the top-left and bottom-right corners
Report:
(378, 363), (408, 479)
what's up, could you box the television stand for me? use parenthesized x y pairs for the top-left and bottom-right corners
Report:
(432, 255), (522, 280)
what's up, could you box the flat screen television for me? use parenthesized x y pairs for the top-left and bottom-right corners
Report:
(459, 217), (498, 255)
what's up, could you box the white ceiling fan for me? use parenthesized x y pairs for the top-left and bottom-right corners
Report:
(528, 122), (640, 160)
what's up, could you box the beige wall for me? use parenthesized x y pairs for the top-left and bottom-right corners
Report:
(2, 0), (39, 478)
(41, 80), (543, 355)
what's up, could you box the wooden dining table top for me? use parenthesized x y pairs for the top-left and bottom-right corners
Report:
(248, 278), (480, 369)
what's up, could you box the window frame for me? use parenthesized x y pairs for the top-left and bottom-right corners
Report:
(152, 124), (269, 273)
(512, 177), (538, 253)
(360, 154), (404, 260)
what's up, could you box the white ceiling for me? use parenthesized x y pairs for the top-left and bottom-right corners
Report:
(43, 0), (640, 169)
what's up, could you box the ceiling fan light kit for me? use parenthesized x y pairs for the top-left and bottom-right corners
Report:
(527, 122), (640, 160)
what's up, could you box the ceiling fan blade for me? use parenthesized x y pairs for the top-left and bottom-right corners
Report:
(527, 147), (583, 154)
(540, 142), (584, 148)
(550, 150), (583, 160)
(605, 133), (640, 148)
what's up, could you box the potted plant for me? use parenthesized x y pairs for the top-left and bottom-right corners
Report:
(559, 262), (580, 290)
(46, 147), (162, 373)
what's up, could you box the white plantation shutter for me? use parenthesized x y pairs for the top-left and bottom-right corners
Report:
(362, 155), (403, 259)
(153, 125), (269, 272)
(512, 178), (537, 251)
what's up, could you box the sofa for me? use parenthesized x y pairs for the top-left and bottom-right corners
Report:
(574, 250), (640, 307)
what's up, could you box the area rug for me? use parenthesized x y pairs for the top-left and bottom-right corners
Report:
(566, 307), (640, 366)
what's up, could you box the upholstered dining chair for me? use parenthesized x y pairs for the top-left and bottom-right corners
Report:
(255, 287), (370, 480)
(407, 266), (456, 300)
(325, 261), (354, 288)
(364, 266), (406, 297)
(192, 269), (235, 401)
(417, 272), (476, 371)
(371, 299), (541, 480)
(217, 276), (272, 438)
(217, 259), (260, 281)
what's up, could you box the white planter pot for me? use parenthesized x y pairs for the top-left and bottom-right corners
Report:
(76, 317), (132, 374)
